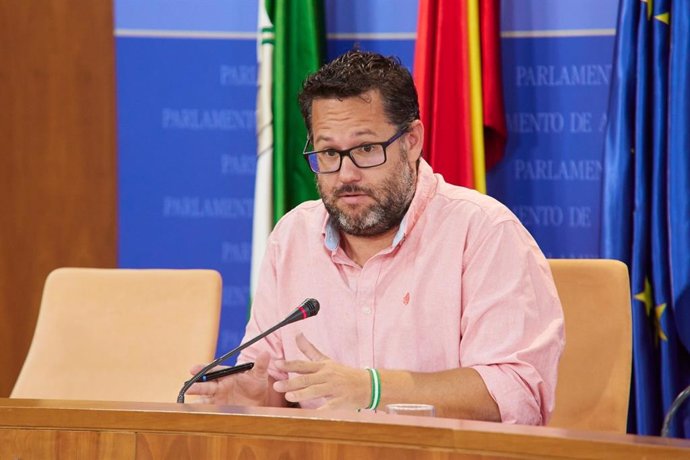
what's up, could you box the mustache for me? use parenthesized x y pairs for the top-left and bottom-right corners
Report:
(334, 184), (374, 197)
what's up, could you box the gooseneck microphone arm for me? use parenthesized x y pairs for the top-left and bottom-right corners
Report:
(661, 384), (690, 437)
(177, 298), (320, 403)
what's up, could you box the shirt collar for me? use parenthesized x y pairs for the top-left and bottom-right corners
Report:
(324, 219), (340, 251)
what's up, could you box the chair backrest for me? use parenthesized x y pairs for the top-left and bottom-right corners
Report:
(547, 259), (632, 432)
(11, 268), (222, 403)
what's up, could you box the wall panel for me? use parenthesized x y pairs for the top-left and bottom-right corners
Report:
(0, 1), (117, 395)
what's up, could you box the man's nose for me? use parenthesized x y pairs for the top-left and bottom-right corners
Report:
(337, 155), (362, 183)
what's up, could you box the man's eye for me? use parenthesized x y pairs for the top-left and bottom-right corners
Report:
(323, 150), (340, 158)
(359, 145), (375, 153)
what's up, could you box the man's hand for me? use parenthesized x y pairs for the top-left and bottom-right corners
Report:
(186, 351), (272, 406)
(272, 333), (371, 410)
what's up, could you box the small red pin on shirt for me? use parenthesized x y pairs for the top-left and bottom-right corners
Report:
(402, 292), (410, 305)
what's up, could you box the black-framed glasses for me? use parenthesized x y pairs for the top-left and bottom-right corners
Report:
(302, 127), (408, 174)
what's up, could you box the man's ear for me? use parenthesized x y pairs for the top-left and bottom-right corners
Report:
(404, 119), (424, 163)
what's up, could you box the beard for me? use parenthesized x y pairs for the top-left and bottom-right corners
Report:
(318, 153), (416, 237)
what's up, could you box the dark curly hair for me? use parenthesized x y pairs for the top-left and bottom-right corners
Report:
(298, 50), (420, 133)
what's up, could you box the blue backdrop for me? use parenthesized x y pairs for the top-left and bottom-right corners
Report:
(115, 0), (618, 356)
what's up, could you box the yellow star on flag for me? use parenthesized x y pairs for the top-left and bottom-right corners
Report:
(642, 0), (653, 20)
(655, 303), (668, 342)
(634, 278), (653, 316)
(655, 12), (670, 24)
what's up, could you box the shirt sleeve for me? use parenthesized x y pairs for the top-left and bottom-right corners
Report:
(459, 218), (565, 425)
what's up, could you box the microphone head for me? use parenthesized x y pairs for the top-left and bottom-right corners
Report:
(301, 298), (320, 317)
(282, 298), (321, 326)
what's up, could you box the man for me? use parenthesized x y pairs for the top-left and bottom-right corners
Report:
(189, 50), (564, 425)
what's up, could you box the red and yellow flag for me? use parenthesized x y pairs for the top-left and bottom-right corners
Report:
(414, 0), (507, 192)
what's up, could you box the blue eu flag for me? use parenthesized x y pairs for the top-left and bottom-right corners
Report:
(602, 0), (690, 438)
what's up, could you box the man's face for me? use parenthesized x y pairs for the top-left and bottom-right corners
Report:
(311, 90), (418, 237)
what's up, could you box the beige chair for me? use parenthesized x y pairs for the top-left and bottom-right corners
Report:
(11, 268), (222, 403)
(547, 259), (632, 432)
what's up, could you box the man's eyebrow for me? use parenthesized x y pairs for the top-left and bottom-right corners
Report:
(314, 134), (332, 143)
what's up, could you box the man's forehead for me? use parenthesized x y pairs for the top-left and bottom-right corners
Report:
(314, 127), (378, 143)
(311, 91), (380, 113)
(310, 91), (390, 139)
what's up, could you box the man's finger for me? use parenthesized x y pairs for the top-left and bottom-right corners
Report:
(186, 380), (219, 396)
(189, 363), (231, 376)
(295, 333), (328, 361)
(275, 358), (321, 374)
(251, 351), (271, 376)
(189, 364), (206, 375)
(283, 382), (331, 403)
(273, 371), (326, 393)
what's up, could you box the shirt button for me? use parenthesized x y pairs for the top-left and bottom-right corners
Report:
(362, 307), (372, 315)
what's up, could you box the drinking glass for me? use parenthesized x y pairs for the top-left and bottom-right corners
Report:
(385, 403), (436, 417)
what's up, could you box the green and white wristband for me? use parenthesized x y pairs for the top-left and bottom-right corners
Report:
(365, 367), (381, 410)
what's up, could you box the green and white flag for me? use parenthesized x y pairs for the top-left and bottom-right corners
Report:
(251, 0), (325, 298)
(251, 3), (275, 298)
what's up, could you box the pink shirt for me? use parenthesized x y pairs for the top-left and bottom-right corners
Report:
(240, 159), (564, 425)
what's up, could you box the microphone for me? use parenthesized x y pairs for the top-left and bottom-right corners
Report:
(177, 297), (320, 403)
(661, 384), (690, 437)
